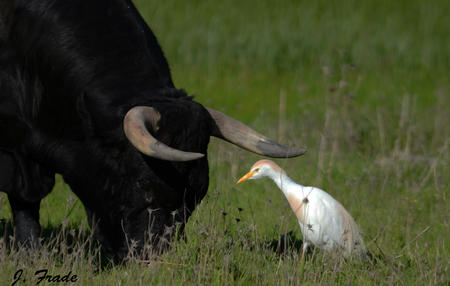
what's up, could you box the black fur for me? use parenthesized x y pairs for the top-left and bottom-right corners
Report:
(0, 0), (213, 261)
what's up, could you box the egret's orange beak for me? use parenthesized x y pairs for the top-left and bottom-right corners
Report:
(237, 170), (257, 184)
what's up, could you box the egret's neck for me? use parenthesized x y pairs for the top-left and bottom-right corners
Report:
(268, 171), (296, 195)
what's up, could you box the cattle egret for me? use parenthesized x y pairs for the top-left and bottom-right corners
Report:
(237, 160), (367, 260)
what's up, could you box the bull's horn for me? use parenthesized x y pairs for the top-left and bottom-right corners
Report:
(207, 108), (306, 158)
(124, 106), (204, 161)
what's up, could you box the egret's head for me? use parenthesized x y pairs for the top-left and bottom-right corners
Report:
(237, 160), (284, 183)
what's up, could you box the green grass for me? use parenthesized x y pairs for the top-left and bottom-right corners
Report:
(1, 0), (449, 284)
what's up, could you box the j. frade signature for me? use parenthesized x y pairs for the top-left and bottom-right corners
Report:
(12, 269), (78, 285)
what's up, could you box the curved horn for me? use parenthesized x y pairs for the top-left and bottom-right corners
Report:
(207, 108), (306, 158)
(124, 106), (204, 161)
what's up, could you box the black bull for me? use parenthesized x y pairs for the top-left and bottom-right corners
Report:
(0, 0), (305, 260)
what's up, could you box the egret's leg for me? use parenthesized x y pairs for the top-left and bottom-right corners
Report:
(301, 242), (309, 260)
(298, 242), (308, 279)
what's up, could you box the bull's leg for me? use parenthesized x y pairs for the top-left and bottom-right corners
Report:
(8, 195), (41, 248)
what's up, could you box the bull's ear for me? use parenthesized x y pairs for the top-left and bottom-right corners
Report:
(206, 108), (306, 158)
(123, 106), (204, 161)
(0, 116), (29, 151)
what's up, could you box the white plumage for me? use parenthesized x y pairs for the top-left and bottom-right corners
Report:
(237, 159), (367, 260)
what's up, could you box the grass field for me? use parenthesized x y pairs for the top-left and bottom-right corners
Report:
(1, 0), (449, 284)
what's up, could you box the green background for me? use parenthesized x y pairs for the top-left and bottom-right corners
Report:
(1, 0), (448, 284)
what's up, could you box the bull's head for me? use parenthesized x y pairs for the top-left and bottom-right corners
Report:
(88, 99), (306, 260)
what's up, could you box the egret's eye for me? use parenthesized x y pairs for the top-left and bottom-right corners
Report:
(254, 168), (259, 173)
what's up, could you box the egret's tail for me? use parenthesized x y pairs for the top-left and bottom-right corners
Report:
(338, 204), (367, 261)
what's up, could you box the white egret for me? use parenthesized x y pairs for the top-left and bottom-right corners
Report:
(237, 160), (367, 260)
